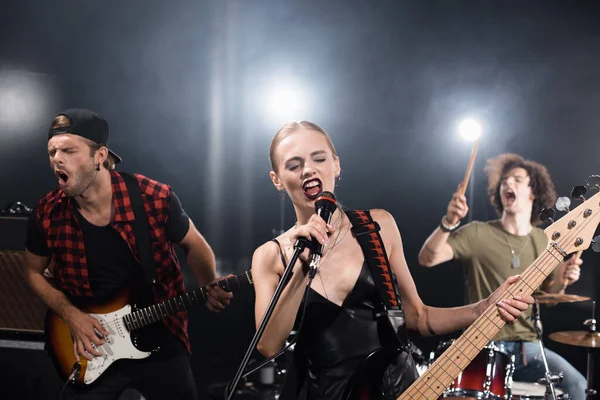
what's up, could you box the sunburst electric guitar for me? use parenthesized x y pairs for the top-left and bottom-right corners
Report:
(45, 271), (253, 386)
(344, 184), (600, 400)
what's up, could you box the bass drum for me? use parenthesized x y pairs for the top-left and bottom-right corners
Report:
(510, 381), (569, 399)
(438, 341), (514, 400)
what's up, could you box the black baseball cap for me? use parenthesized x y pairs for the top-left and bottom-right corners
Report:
(48, 108), (122, 164)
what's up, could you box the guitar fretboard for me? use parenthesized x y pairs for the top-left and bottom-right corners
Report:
(399, 246), (563, 399)
(122, 271), (253, 332)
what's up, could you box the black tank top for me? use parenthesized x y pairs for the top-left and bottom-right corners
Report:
(272, 239), (417, 400)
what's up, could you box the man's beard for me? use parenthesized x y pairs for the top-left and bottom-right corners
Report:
(62, 163), (99, 198)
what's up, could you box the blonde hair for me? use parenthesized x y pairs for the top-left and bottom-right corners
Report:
(51, 115), (70, 130)
(269, 121), (337, 171)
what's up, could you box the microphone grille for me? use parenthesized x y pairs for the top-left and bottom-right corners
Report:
(315, 191), (337, 212)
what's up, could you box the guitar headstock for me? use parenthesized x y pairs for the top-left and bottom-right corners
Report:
(543, 177), (600, 255)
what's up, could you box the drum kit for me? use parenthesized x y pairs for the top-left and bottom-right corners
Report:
(416, 292), (598, 400)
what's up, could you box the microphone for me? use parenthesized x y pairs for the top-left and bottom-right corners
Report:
(308, 191), (337, 278)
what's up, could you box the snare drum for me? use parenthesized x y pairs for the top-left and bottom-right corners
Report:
(441, 342), (514, 400)
(510, 381), (568, 399)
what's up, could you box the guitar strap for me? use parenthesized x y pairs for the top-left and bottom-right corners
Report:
(121, 172), (157, 285)
(345, 210), (410, 350)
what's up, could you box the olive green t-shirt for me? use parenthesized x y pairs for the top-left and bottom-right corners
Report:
(447, 219), (558, 342)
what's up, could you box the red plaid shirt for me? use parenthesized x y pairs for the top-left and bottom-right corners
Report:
(34, 170), (190, 352)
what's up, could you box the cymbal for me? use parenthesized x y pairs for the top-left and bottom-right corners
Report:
(532, 291), (590, 304)
(549, 331), (600, 348)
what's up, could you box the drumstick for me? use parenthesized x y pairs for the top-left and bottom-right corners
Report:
(449, 137), (480, 224)
(560, 249), (582, 292)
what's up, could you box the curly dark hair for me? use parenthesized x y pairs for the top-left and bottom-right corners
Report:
(484, 153), (556, 226)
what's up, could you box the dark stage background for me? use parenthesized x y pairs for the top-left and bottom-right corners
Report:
(1, 1), (600, 398)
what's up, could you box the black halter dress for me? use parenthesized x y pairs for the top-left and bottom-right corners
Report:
(272, 239), (418, 400)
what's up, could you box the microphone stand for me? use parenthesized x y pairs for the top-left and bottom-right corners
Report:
(225, 238), (309, 400)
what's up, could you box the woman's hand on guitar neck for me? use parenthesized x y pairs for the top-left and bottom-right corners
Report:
(65, 309), (110, 361)
(478, 275), (534, 324)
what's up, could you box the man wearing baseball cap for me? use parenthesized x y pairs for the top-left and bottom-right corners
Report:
(22, 108), (231, 399)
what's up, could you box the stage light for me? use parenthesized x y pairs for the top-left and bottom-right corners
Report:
(458, 118), (481, 142)
(453, 117), (482, 224)
(262, 79), (307, 125)
(0, 69), (56, 137)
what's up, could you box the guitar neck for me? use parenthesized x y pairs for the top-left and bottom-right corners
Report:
(399, 247), (561, 399)
(123, 270), (253, 331)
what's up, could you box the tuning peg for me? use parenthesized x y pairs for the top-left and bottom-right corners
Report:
(570, 185), (587, 201)
(539, 208), (556, 223)
(555, 197), (571, 212)
(585, 175), (600, 191)
(592, 236), (600, 253)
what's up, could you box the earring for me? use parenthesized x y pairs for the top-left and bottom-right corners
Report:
(335, 173), (342, 186)
(96, 163), (100, 171)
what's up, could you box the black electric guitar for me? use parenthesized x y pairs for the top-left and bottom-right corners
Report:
(343, 185), (600, 400)
(46, 271), (253, 386)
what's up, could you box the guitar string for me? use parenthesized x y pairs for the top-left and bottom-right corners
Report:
(87, 274), (253, 331)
